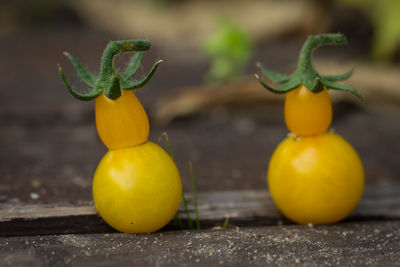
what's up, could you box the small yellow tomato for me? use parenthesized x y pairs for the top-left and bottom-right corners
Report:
(95, 90), (149, 149)
(268, 132), (364, 224)
(284, 85), (332, 137)
(93, 141), (182, 233)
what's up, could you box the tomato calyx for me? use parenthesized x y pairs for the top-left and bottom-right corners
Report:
(255, 33), (362, 99)
(58, 40), (163, 101)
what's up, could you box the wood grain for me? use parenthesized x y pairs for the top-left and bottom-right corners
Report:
(1, 187), (399, 236)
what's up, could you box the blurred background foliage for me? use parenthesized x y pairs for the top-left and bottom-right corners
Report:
(1, 0), (399, 64)
(334, 0), (400, 61)
(203, 17), (253, 84)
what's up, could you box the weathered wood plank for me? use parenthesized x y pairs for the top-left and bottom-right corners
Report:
(2, 187), (400, 221)
(1, 221), (400, 266)
(1, 187), (399, 237)
(0, 205), (97, 222)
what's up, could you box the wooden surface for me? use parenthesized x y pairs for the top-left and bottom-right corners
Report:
(1, 188), (400, 237)
(1, 221), (400, 266)
(3, 188), (400, 222)
(1, 189), (400, 266)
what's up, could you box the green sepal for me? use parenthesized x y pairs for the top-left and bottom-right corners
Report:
(313, 78), (325, 93)
(63, 52), (96, 88)
(255, 74), (301, 94)
(58, 64), (101, 101)
(257, 63), (290, 83)
(301, 69), (318, 93)
(98, 40), (151, 85)
(59, 40), (162, 101)
(320, 79), (363, 99)
(254, 74), (284, 94)
(121, 60), (163, 90)
(275, 77), (302, 93)
(256, 33), (362, 99)
(104, 74), (121, 100)
(122, 52), (144, 81)
(303, 74), (324, 93)
(320, 68), (354, 82)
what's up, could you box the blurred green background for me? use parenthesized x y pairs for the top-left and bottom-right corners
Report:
(2, 0), (399, 60)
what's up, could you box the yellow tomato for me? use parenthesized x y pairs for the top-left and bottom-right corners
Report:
(93, 141), (182, 233)
(268, 132), (364, 224)
(95, 90), (149, 149)
(284, 85), (332, 137)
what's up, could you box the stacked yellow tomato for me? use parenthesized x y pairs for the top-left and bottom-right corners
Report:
(268, 86), (364, 224)
(257, 34), (365, 224)
(93, 91), (182, 233)
(58, 40), (182, 233)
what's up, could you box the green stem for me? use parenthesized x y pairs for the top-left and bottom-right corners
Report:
(60, 40), (160, 101)
(158, 132), (193, 230)
(189, 161), (200, 230)
(158, 132), (175, 161)
(97, 40), (151, 98)
(182, 192), (193, 229)
(256, 33), (362, 98)
(222, 217), (230, 228)
(297, 34), (347, 73)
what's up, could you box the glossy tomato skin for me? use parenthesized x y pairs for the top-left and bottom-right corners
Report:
(93, 141), (182, 233)
(284, 85), (332, 137)
(268, 132), (364, 224)
(95, 90), (149, 150)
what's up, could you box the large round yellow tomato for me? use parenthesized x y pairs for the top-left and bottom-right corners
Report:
(284, 85), (332, 137)
(95, 90), (149, 150)
(93, 141), (182, 233)
(268, 132), (364, 224)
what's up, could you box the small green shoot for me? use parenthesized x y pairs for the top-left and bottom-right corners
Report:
(182, 188), (194, 230)
(158, 132), (194, 230)
(159, 133), (231, 230)
(222, 217), (230, 229)
(189, 161), (201, 230)
(158, 132), (175, 160)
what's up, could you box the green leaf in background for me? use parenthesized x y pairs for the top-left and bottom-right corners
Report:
(336, 0), (400, 61)
(372, 0), (400, 60)
(203, 17), (253, 84)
